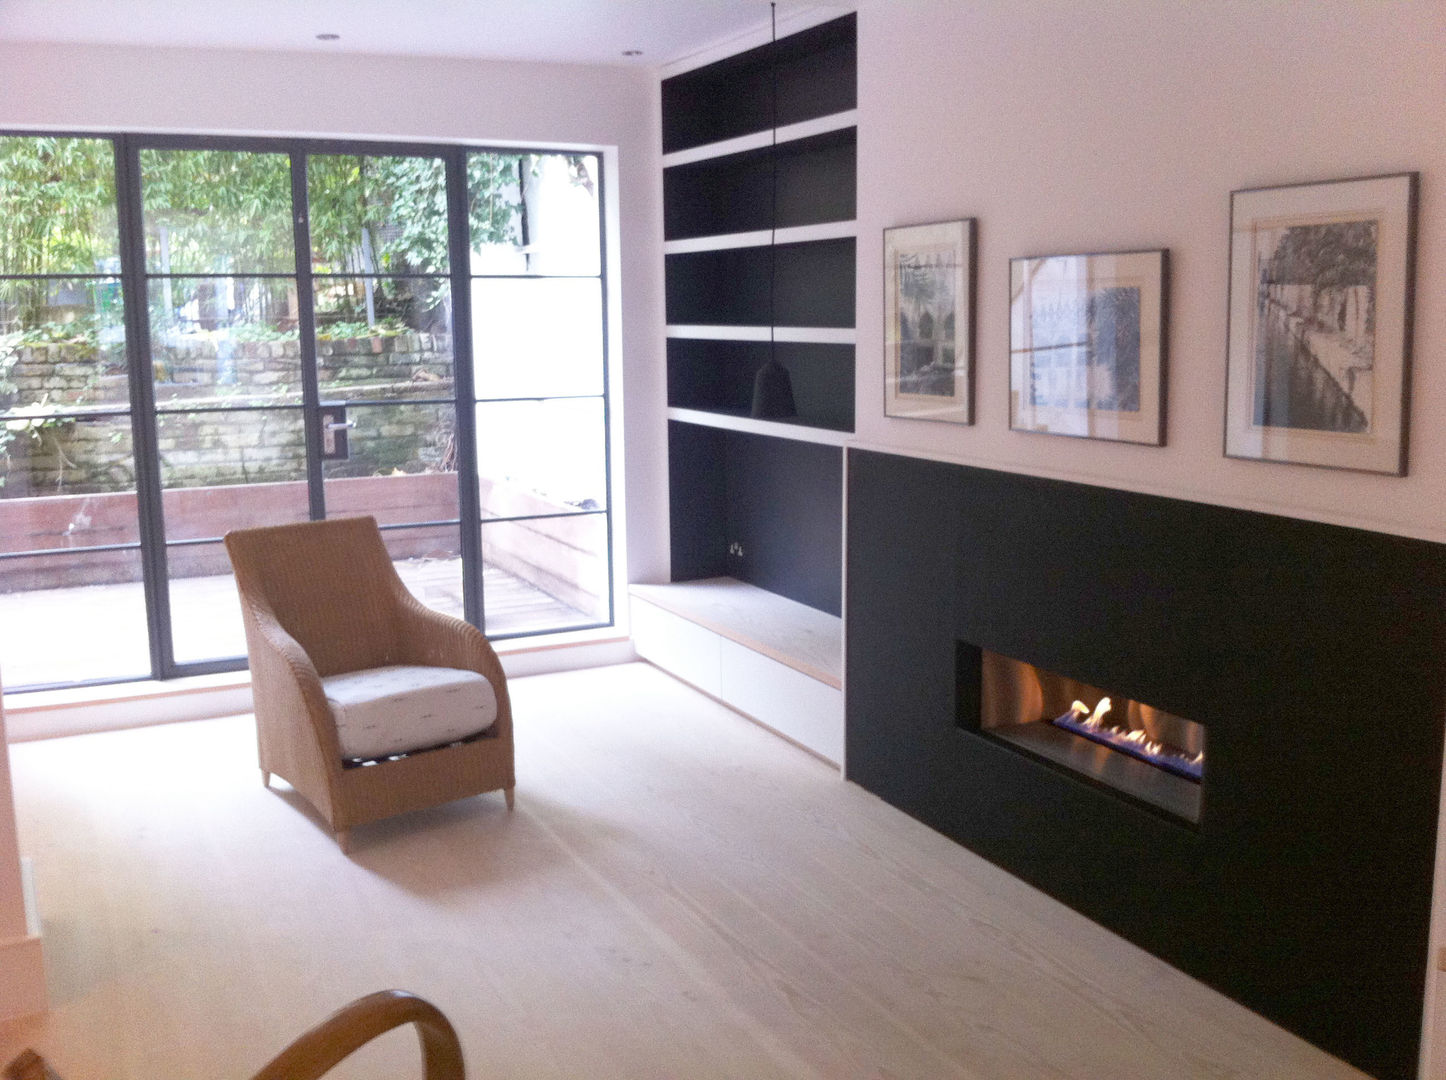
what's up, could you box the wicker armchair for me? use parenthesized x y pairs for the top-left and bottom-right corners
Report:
(224, 516), (514, 852)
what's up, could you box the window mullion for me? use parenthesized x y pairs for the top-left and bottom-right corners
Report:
(289, 150), (327, 521)
(113, 134), (176, 678)
(446, 148), (485, 631)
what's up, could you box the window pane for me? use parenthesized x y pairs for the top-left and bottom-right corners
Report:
(157, 407), (308, 497)
(468, 153), (599, 276)
(150, 278), (302, 408)
(160, 479), (310, 543)
(326, 469), (459, 527)
(383, 525), (463, 619)
(308, 154), (449, 275)
(0, 548), (149, 686)
(0, 136), (119, 276)
(471, 278), (602, 400)
(140, 148), (295, 274)
(314, 278), (454, 402)
(1, 278), (129, 414)
(168, 540), (245, 664)
(1, 412), (135, 501)
(321, 402), (459, 514)
(482, 512), (608, 636)
(476, 398), (606, 517)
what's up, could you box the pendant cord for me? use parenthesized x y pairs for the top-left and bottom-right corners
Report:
(769, 1), (778, 359)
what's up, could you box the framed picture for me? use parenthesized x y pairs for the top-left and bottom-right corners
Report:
(883, 219), (976, 424)
(1009, 248), (1167, 445)
(1225, 172), (1418, 474)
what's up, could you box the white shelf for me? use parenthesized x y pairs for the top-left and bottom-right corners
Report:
(663, 220), (856, 256)
(666, 325), (856, 345)
(661, 109), (858, 168)
(666, 408), (852, 446)
(631, 578), (841, 687)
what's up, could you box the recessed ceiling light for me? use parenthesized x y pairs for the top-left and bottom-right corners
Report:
(316, 33), (341, 41)
(622, 49), (642, 56)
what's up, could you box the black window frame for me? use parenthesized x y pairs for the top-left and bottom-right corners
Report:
(0, 129), (615, 692)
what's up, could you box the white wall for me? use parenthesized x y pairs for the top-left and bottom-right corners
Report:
(0, 674), (45, 1021)
(853, 3), (1446, 1075)
(0, 40), (671, 587)
(855, 0), (1445, 543)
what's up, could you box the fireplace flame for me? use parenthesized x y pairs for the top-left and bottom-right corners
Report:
(1056, 697), (1204, 780)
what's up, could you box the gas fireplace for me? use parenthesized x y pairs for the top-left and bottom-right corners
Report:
(961, 648), (1205, 823)
(850, 449), (1446, 1080)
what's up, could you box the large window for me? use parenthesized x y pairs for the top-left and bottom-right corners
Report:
(0, 133), (612, 691)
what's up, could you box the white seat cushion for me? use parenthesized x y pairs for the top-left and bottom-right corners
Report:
(322, 664), (498, 761)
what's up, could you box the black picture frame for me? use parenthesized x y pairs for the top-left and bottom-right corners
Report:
(883, 219), (976, 425)
(1224, 172), (1418, 475)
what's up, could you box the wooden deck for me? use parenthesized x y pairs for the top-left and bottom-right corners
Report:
(0, 559), (588, 689)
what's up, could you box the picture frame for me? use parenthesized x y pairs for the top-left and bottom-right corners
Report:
(1009, 248), (1168, 445)
(1224, 172), (1418, 474)
(883, 219), (976, 424)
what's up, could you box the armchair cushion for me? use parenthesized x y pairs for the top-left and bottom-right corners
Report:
(322, 664), (498, 762)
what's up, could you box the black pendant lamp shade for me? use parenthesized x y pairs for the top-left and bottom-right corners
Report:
(751, 355), (796, 418)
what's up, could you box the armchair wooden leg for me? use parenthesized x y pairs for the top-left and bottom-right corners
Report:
(335, 829), (352, 854)
(504, 786), (515, 811)
(261, 770), (271, 788)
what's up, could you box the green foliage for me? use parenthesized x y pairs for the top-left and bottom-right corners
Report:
(316, 317), (407, 341)
(140, 148), (294, 273)
(0, 136), (118, 277)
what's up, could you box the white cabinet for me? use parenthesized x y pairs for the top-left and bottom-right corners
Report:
(630, 579), (843, 769)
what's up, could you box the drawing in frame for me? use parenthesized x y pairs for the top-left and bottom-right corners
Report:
(1225, 172), (1418, 475)
(883, 218), (976, 424)
(1009, 248), (1168, 445)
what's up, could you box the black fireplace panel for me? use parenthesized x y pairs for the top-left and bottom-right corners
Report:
(845, 448), (1446, 1080)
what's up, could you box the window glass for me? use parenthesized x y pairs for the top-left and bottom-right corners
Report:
(149, 278), (302, 408)
(475, 398), (606, 518)
(141, 149), (295, 275)
(0, 136), (119, 276)
(0, 548), (150, 685)
(482, 512), (608, 636)
(471, 278), (602, 400)
(1, 278), (129, 414)
(468, 153), (599, 276)
(313, 278), (453, 402)
(308, 154), (450, 275)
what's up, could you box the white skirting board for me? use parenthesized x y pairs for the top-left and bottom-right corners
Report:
(0, 858), (45, 1023)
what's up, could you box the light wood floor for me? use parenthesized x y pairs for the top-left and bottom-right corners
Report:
(0, 663), (1367, 1079)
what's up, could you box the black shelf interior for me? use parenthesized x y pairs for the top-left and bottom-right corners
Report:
(661, 14), (857, 154)
(665, 238), (855, 327)
(667, 338), (854, 432)
(668, 420), (842, 615)
(664, 128), (856, 241)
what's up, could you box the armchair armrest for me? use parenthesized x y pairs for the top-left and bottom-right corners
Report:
(241, 597), (344, 773)
(248, 990), (463, 1080)
(390, 591), (511, 743)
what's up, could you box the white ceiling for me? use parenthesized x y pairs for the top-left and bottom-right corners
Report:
(0, 0), (835, 67)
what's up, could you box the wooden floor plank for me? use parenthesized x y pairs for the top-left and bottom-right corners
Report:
(0, 663), (1368, 1079)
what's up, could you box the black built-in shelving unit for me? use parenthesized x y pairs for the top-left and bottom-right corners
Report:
(662, 13), (856, 598)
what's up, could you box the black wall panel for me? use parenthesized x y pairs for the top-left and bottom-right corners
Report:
(723, 433), (841, 615)
(669, 423), (841, 616)
(845, 448), (1446, 1080)
(667, 421), (727, 582)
